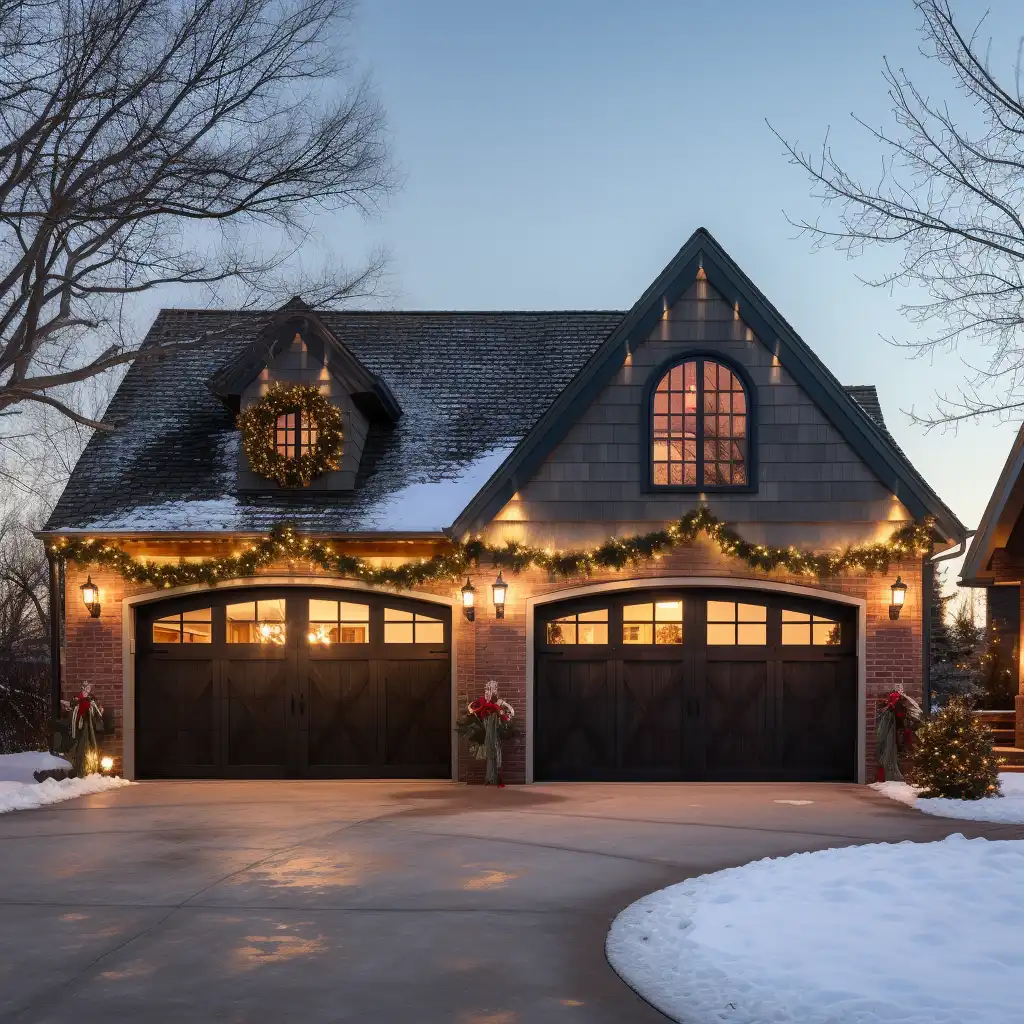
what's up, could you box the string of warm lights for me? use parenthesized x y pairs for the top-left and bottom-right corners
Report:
(50, 507), (934, 591)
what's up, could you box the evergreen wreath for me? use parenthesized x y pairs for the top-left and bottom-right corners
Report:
(237, 382), (344, 487)
(51, 509), (934, 592)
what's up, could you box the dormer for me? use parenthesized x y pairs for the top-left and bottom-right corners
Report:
(207, 300), (401, 493)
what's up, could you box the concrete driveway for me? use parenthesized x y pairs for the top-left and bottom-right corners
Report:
(2, 781), (1023, 1023)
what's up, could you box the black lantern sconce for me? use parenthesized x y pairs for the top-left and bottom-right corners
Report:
(889, 576), (907, 620)
(461, 577), (476, 621)
(80, 576), (101, 618)
(491, 572), (508, 619)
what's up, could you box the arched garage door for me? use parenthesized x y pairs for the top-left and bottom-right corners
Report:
(135, 587), (451, 779)
(534, 588), (857, 782)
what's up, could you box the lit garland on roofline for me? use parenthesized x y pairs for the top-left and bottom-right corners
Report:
(48, 507), (934, 591)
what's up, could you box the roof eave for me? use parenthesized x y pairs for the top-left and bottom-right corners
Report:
(960, 421), (1024, 585)
(34, 529), (452, 542)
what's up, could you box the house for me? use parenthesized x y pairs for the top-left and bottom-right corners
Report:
(39, 228), (965, 784)
(960, 422), (1024, 752)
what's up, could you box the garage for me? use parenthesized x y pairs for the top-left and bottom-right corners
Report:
(134, 588), (452, 779)
(534, 588), (857, 782)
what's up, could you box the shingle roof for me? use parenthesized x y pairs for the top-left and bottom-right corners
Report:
(43, 297), (932, 538)
(43, 310), (625, 533)
(842, 386), (886, 429)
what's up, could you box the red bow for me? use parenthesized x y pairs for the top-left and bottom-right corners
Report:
(469, 697), (509, 722)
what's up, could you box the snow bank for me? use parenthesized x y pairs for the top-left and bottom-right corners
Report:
(872, 773), (1024, 824)
(0, 754), (131, 813)
(0, 751), (71, 783)
(607, 835), (1024, 1024)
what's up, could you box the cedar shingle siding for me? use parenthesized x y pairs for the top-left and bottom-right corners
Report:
(488, 279), (898, 547)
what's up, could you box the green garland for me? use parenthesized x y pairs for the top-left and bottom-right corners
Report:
(50, 507), (933, 591)
(238, 382), (344, 487)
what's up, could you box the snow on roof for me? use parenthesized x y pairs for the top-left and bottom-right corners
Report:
(71, 446), (517, 534)
(351, 445), (516, 532)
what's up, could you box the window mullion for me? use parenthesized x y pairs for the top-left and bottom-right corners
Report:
(696, 359), (705, 487)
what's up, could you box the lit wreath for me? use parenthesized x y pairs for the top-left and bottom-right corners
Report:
(237, 383), (344, 487)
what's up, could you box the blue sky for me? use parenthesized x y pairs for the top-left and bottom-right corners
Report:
(319, 0), (1020, 549)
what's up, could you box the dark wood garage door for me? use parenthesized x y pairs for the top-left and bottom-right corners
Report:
(135, 587), (451, 779)
(534, 588), (857, 782)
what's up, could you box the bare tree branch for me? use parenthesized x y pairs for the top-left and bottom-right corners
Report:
(773, 0), (1024, 428)
(0, 0), (395, 426)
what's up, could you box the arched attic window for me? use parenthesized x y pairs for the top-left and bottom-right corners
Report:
(650, 357), (750, 488)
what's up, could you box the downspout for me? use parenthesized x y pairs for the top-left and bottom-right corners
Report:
(46, 551), (63, 720)
(926, 531), (977, 712)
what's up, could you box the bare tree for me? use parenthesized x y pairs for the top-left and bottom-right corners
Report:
(0, 509), (49, 752)
(0, 0), (394, 430)
(774, 0), (1024, 428)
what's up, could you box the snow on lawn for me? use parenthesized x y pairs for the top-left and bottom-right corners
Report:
(0, 752), (131, 813)
(0, 750), (71, 783)
(607, 835), (1024, 1024)
(872, 773), (1024, 824)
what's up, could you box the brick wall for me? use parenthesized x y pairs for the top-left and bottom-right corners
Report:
(63, 542), (922, 784)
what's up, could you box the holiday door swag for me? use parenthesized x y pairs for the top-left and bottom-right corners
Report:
(237, 382), (344, 487)
(50, 507), (933, 590)
(455, 681), (516, 786)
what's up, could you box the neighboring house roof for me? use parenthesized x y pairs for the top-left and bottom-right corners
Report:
(43, 228), (964, 541)
(42, 310), (624, 534)
(453, 228), (965, 543)
(960, 421), (1024, 585)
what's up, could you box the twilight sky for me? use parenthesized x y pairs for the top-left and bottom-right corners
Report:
(170, 1), (1023, 577)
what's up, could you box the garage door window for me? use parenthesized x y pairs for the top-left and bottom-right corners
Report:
(226, 599), (286, 644)
(622, 601), (683, 644)
(384, 608), (444, 644)
(546, 609), (608, 645)
(706, 601), (766, 645)
(152, 608), (212, 643)
(782, 610), (841, 646)
(308, 599), (370, 644)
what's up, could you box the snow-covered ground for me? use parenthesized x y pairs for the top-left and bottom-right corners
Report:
(0, 752), (130, 813)
(0, 750), (71, 783)
(607, 835), (1023, 1024)
(872, 773), (1024, 824)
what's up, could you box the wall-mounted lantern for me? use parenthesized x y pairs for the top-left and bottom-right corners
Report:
(492, 572), (508, 619)
(80, 576), (101, 618)
(889, 576), (907, 620)
(461, 577), (476, 621)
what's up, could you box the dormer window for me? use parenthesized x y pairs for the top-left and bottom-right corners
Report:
(275, 411), (318, 459)
(650, 357), (751, 489)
